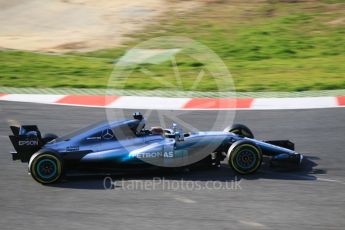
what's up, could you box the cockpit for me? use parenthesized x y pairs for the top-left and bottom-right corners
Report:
(132, 112), (189, 141)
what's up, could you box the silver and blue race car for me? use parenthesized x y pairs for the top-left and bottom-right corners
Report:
(9, 112), (303, 184)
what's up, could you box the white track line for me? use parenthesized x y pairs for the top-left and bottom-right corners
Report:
(174, 196), (197, 204)
(316, 177), (345, 185)
(238, 220), (267, 228)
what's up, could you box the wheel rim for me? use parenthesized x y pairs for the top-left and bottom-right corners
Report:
(37, 159), (57, 179)
(235, 148), (257, 170)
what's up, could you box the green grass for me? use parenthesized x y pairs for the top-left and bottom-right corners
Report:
(1, 0), (345, 92)
(0, 51), (114, 88)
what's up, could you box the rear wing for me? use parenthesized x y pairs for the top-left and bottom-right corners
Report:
(9, 125), (43, 162)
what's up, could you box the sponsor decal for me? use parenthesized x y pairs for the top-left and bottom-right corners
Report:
(102, 129), (114, 140)
(66, 146), (80, 151)
(136, 151), (174, 159)
(86, 136), (101, 140)
(18, 140), (38, 146)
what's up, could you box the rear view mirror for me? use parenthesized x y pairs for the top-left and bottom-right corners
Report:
(174, 131), (184, 142)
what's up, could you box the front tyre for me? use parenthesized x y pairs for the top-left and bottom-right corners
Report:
(29, 152), (64, 184)
(228, 141), (262, 174)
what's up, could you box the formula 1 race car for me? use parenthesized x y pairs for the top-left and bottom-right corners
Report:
(9, 112), (303, 184)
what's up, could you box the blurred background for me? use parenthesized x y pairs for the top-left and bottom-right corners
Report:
(0, 0), (344, 92)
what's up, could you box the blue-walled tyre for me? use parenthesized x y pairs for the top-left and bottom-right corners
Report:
(29, 152), (64, 184)
(227, 141), (262, 174)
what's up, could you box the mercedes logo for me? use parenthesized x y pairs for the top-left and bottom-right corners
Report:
(102, 129), (114, 140)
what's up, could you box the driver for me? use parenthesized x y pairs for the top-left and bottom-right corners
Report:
(150, 127), (164, 136)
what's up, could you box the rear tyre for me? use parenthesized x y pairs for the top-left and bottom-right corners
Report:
(29, 152), (64, 184)
(229, 124), (254, 138)
(228, 141), (262, 174)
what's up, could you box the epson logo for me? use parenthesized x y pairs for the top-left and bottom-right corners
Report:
(18, 140), (38, 146)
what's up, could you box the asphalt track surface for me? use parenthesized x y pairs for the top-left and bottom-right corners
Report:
(0, 101), (344, 230)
